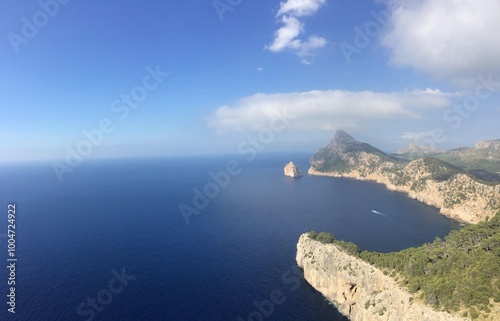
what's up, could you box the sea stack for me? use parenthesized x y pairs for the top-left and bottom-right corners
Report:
(284, 161), (302, 178)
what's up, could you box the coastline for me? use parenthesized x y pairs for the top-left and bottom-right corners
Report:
(307, 166), (499, 225)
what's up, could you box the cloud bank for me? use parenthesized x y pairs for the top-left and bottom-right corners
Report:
(207, 89), (455, 134)
(382, 0), (500, 84)
(266, 0), (327, 64)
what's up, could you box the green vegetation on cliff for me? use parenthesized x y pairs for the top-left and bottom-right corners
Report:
(313, 154), (350, 173)
(308, 231), (360, 256)
(422, 157), (500, 185)
(308, 211), (500, 318)
(420, 157), (463, 182)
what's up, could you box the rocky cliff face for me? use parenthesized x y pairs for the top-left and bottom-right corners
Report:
(309, 131), (500, 224)
(284, 161), (302, 177)
(296, 234), (467, 321)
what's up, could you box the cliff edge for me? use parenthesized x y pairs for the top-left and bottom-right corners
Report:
(296, 234), (467, 321)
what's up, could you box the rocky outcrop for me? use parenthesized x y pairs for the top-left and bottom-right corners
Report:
(296, 234), (467, 321)
(309, 131), (500, 224)
(474, 139), (500, 151)
(284, 161), (302, 177)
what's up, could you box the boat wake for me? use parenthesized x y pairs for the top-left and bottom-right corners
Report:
(371, 210), (386, 217)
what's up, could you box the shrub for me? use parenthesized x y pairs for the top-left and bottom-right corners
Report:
(307, 231), (319, 240)
(359, 210), (500, 317)
(316, 232), (334, 243)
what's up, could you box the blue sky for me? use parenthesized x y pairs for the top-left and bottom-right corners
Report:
(1, 0), (499, 162)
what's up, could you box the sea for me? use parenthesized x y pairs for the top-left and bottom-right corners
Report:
(0, 153), (461, 321)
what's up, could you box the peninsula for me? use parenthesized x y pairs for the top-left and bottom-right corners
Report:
(308, 130), (500, 224)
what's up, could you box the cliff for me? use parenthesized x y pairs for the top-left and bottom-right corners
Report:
(296, 234), (467, 321)
(309, 131), (500, 224)
(284, 161), (302, 177)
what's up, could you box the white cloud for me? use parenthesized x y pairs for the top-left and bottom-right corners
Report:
(267, 16), (303, 53)
(266, 0), (327, 64)
(277, 0), (326, 17)
(402, 130), (440, 142)
(401, 129), (449, 147)
(207, 89), (455, 134)
(382, 0), (500, 84)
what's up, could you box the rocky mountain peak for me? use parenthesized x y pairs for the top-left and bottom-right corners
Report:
(475, 139), (500, 151)
(334, 129), (356, 142)
(326, 130), (365, 154)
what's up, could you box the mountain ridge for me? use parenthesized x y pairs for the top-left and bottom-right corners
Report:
(308, 131), (500, 224)
(393, 139), (500, 173)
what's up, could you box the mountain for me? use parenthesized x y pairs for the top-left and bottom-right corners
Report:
(309, 131), (500, 224)
(435, 140), (500, 173)
(310, 130), (406, 173)
(392, 143), (444, 160)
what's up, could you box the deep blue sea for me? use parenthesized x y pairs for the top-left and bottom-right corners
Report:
(0, 153), (460, 321)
